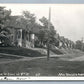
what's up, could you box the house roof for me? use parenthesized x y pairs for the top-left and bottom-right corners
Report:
(4, 16), (24, 29)
(4, 15), (43, 34)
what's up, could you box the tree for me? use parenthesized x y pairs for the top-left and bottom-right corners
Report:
(38, 16), (56, 47)
(0, 6), (11, 35)
(75, 40), (82, 50)
(0, 6), (12, 46)
(22, 11), (36, 32)
(39, 17), (49, 29)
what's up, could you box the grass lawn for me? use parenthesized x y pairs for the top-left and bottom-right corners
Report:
(0, 47), (46, 57)
(0, 47), (84, 76)
(0, 46), (65, 57)
(0, 57), (84, 76)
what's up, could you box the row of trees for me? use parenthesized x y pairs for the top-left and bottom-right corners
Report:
(0, 6), (84, 51)
(0, 6), (57, 47)
(75, 40), (84, 51)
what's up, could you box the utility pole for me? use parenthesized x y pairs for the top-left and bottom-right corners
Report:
(47, 7), (51, 61)
(81, 37), (84, 43)
(81, 37), (84, 50)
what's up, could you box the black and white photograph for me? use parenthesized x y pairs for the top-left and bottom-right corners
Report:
(0, 3), (84, 78)
(0, 82), (83, 84)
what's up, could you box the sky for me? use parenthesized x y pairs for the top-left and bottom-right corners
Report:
(0, 4), (84, 42)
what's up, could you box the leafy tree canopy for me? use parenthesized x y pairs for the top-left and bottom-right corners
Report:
(0, 6), (11, 35)
(37, 16), (56, 45)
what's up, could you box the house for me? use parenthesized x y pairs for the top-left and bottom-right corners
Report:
(57, 36), (73, 49)
(4, 16), (35, 48)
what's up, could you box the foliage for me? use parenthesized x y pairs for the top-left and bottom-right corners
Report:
(0, 6), (12, 46)
(0, 6), (77, 49)
(39, 16), (54, 29)
(22, 11), (36, 32)
(0, 6), (11, 35)
(75, 40), (84, 50)
(0, 35), (12, 47)
(37, 16), (56, 47)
